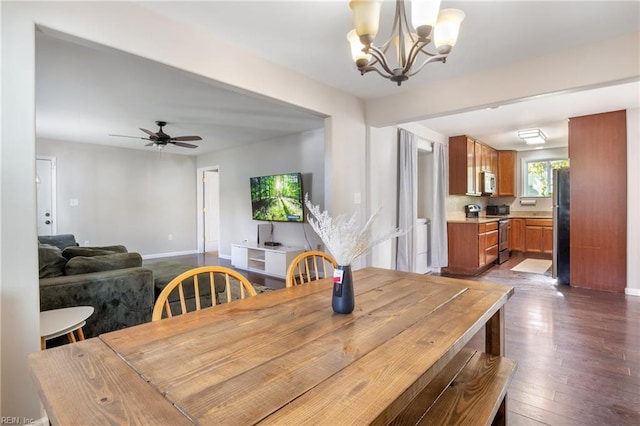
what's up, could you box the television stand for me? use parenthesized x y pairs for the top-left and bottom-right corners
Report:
(231, 243), (304, 279)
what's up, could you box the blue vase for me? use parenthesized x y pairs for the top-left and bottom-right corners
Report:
(332, 265), (355, 314)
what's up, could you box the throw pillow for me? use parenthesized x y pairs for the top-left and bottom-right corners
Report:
(62, 245), (128, 260)
(37, 234), (78, 251)
(38, 244), (67, 278)
(64, 252), (143, 275)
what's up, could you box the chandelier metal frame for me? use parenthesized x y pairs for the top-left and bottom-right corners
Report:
(348, 0), (464, 86)
(359, 1), (446, 85)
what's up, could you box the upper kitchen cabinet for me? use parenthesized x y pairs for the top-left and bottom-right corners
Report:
(480, 143), (498, 175)
(449, 135), (507, 196)
(449, 135), (481, 196)
(497, 150), (516, 196)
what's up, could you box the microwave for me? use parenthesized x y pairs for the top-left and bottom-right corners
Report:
(482, 171), (496, 194)
(486, 205), (510, 215)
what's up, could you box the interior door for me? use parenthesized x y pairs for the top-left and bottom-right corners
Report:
(36, 157), (57, 236)
(203, 170), (220, 253)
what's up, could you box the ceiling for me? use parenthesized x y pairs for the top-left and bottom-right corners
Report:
(36, 1), (640, 154)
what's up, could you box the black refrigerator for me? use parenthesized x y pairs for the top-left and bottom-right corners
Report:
(552, 168), (570, 284)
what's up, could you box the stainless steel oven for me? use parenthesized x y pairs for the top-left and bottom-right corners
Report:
(497, 219), (510, 264)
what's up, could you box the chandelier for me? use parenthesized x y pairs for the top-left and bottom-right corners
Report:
(347, 0), (465, 85)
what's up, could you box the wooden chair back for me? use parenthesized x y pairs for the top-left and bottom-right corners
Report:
(152, 266), (256, 321)
(286, 251), (337, 287)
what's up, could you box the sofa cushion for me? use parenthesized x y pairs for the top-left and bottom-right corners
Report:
(38, 234), (78, 251)
(62, 245), (128, 260)
(38, 244), (67, 278)
(65, 252), (143, 276)
(39, 267), (154, 338)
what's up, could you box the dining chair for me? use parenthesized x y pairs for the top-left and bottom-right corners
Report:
(152, 266), (257, 321)
(286, 250), (337, 287)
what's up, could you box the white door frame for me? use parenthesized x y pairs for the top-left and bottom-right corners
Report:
(196, 165), (220, 254)
(36, 156), (58, 236)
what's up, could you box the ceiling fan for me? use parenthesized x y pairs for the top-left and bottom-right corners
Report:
(109, 121), (202, 150)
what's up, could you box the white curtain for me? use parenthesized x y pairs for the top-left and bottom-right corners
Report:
(431, 142), (448, 269)
(396, 129), (417, 272)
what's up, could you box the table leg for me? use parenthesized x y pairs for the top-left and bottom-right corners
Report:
(76, 327), (85, 341)
(485, 306), (504, 356)
(485, 306), (508, 426)
(41, 337), (46, 351)
(67, 332), (77, 344)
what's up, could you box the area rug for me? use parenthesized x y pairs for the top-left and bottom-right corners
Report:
(511, 259), (552, 274)
(253, 284), (274, 294)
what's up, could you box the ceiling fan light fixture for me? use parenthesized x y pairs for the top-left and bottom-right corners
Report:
(518, 129), (547, 145)
(109, 121), (201, 150)
(347, 0), (465, 86)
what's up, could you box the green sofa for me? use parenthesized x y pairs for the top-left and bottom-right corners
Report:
(38, 235), (154, 338)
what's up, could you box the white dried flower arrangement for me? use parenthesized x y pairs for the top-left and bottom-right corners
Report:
(304, 194), (402, 266)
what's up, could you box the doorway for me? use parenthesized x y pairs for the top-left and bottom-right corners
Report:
(197, 166), (220, 254)
(36, 156), (57, 236)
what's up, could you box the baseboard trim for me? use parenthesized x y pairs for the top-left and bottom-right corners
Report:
(218, 253), (231, 260)
(142, 250), (198, 260)
(625, 287), (640, 297)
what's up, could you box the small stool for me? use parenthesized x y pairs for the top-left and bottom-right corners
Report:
(40, 306), (94, 350)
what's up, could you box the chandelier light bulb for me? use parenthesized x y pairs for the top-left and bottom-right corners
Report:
(411, 0), (442, 38)
(349, 0), (383, 45)
(347, 30), (371, 67)
(434, 8), (465, 53)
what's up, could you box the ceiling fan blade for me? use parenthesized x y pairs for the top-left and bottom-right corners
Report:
(140, 128), (156, 137)
(109, 134), (148, 140)
(171, 141), (198, 149)
(171, 136), (202, 142)
(144, 142), (157, 147)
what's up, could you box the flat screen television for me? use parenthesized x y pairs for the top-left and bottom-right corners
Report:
(250, 172), (304, 222)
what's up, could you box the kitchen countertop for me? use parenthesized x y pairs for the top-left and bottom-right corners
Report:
(447, 211), (552, 223)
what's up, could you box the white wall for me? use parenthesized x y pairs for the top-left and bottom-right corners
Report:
(366, 32), (640, 126)
(1, 2), (365, 418)
(368, 126), (398, 269)
(197, 129), (325, 256)
(37, 139), (197, 256)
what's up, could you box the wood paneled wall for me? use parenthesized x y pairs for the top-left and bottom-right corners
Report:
(569, 110), (627, 292)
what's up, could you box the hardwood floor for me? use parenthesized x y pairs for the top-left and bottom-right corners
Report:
(460, 252), (640, 426)
(145, 252), (639, 425)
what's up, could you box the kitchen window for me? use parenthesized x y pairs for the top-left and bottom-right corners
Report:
(523, 158), (570, 197)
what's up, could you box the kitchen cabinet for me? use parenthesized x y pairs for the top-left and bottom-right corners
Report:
(444, 221), (498, 276)
(509, 218), (525, 252)
(524, 219), (553, 254)
(569, 110), (626, 292)
(489, 147), (498, 176)
(484, 222), (499, 264)
(481, 144), (498, 175)
(449, 135), (480, 196)
(497, 150), (516, 196)
(450, 135), (503, 196)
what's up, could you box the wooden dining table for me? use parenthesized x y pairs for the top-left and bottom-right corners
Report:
(28, 267), (514, 425)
